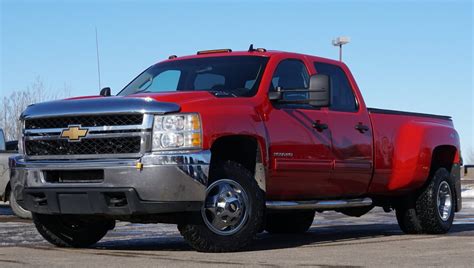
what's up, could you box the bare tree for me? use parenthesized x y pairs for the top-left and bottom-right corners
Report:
(0, 77), (71, 141)
(466, 149), (474, 165)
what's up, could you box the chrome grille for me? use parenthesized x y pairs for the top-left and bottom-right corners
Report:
(25, 114), (143, 129)
(23, 114), (152, 159)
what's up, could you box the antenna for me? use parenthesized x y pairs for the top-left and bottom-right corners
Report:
(95, 27), (102, 90)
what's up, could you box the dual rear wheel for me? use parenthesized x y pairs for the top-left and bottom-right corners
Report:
(396, 168), (455, 234)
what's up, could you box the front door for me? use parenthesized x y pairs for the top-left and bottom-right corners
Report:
(314, 62), (373, 197)
(265, 59), (335, 200)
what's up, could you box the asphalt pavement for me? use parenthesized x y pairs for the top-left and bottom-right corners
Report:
(0, 186), (473, 267)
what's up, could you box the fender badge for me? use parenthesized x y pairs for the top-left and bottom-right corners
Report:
(273, 152), (294, 157)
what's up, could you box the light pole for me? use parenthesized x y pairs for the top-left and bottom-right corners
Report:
(332, 36), (350, 61)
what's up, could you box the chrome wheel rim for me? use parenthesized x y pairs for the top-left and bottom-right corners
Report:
(437, 181), (453, 221)
(201, 179), (250, 236)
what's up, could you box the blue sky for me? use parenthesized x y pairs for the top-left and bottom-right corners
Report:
(1, 0), (473, 159)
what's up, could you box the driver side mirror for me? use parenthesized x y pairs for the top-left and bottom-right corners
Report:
(307, 74), (330, 107)
(268, 74), (330, 107)
(100, 87), (111, 97)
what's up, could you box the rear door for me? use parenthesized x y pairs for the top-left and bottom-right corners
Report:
(265, 59), (335, 200)
(314, 62), (373, 197)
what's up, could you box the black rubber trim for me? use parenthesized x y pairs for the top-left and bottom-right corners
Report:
(368, 108), (451, 121)
(22, 187), (202, 215)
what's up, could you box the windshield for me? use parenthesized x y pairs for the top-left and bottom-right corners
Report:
(118, 56), (269, 97)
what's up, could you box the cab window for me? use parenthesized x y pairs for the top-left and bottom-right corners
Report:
(270, 59), (309, 102)
(314, 62), (357, 112)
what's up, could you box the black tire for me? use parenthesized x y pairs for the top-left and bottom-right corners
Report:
(265, 210), (315, 234)
(178, 161), (265, 252)
(33, 213), (114, 248)
(416, 168), (455, 234)
(396, 168), (455, 234)
(9, 190), (32, 219)
(395, 206), (423, 234)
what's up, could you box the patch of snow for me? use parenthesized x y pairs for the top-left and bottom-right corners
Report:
(461, 187), (474, 198)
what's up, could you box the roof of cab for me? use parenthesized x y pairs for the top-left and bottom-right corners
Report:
(160, 50), (342, 65)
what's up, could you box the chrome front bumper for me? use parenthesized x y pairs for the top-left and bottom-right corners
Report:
(9, 151), (210, 215)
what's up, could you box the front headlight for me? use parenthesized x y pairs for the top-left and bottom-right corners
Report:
(152, 113), (202, 151)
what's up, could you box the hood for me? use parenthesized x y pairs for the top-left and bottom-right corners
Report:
(20, 96), (181, 119)
(130, 91), (216, 106)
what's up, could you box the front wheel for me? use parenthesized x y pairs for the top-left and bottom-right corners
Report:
(33, 213), (114, 248)
(178, 161), (264, 252)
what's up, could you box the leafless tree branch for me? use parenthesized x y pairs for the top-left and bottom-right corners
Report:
(0, 76), (71, 141)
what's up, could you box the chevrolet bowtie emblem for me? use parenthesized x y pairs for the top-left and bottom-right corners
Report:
(61, 125), (88, 142)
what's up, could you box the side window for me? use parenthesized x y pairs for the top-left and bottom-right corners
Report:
(314, 62), (357, 112)
(271, 60), (309, 102)
(194, 73), (225, 90)
(139, 70), (181, 92)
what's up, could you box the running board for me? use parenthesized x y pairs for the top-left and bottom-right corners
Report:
(266, 197), (373, 210)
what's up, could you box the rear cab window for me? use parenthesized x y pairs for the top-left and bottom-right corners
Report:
(314, 62), (358, 112)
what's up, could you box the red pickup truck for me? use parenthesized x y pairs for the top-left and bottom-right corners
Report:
(10, 48), (462, 252)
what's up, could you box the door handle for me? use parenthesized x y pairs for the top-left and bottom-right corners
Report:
(355, 122), (370, 133)
(312, 120), (328, 132)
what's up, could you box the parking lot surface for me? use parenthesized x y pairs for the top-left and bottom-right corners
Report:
(0, 186), (473, 267)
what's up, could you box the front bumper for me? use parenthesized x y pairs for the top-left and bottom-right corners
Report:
(9, 151), (210, 215)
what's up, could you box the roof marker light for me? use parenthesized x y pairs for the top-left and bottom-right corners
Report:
(197, 49), (232, 55)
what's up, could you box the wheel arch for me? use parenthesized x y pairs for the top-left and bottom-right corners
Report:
(209, 135), (266, 191)
(429, 144), (462, 212)
(429, 145), (458, 174)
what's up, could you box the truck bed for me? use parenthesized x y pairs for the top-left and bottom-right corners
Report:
(367, 107), (457, 195)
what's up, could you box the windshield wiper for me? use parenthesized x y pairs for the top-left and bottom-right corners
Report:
(208, 90), (237, 97)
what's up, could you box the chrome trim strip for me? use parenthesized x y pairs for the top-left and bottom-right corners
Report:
(143, 114), (154, 128)
(265, 197), (373, 210)
(142, 150), (211, 166)
(25, 125), (150, 135)
(12, 157), (139, 169)
(24, 131), (149, 141)
(26, 153), (144, 160)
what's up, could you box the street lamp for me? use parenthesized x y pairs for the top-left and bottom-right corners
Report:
(332, 36), (350, 61)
